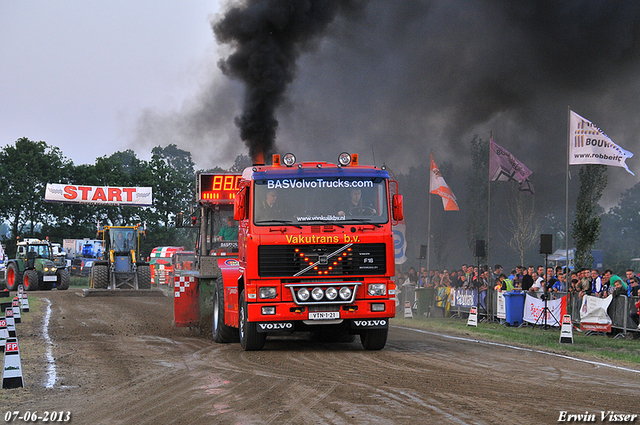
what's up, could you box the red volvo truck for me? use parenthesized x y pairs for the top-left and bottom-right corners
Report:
(173, 152), (403, 351)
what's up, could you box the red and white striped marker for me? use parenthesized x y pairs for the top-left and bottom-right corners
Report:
(21, 293), (29, 313)
(12, 297), (21, 324)
(0, 318), (8, 352)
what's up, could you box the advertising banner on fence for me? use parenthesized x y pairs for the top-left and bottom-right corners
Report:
(579, 294), (613, 332)
(45, 183), (153, 207)
(449, 288), (477, 308)
(523, 294), (567, 327)
(393, 221), (407, 264)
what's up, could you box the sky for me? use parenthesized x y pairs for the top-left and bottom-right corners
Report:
(2, 1), (640, 209)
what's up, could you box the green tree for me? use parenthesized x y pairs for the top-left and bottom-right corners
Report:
(0, 138), (70, 254)
(149, 144), (195, 227)
(93, 150), (153, 226)
(572, 165), (607, 269)
(500, 185), (541, 266)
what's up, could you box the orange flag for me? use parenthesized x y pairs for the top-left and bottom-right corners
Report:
(430, 154), (459, 211)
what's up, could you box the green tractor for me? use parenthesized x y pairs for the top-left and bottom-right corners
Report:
(90, 225), (151, 290)
(5, 238), (70, 291)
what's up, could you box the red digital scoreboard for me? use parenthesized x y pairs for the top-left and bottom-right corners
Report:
(198, 173), (242, 203)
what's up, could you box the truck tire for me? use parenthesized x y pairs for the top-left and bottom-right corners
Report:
(213, 278), (237, 343)
(6, 263), (23, 291)
(137, 264), (151, 289)
(360, 328), (388, 350)
(24, 270), (39, 291)
(56, 269), (70, 290)
(92, 265), (109, 289)
(239, 290), (266, 351)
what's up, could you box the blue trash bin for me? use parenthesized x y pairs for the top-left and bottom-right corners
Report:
(504, 291), (525, 326)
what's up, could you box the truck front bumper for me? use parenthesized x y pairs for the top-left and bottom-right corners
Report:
(247, 299), (395, 332)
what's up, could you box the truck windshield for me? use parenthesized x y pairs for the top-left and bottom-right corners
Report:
(110, 229), (136, 251)
(253, 177), (389, 226)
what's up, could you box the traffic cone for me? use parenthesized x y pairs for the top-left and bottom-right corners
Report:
(12, 297), (21, 324)
(5, 309), (16, 338)
(17, 284), (23, 297)
(2, 338), (24, 389)
(21, 293), (29, 313)
(0, 318), (7, 353)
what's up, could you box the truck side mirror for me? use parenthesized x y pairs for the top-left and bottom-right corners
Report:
(234, 188), (247, 221)
(175, 212), (184, 228)
(392, 194), (404, 222)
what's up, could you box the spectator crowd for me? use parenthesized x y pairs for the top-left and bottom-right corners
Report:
(396, 263), (640, 330)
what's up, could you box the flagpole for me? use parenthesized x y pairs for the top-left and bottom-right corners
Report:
(487, 132), (492, 281)
(426, 152), (433, 275)
(566, 106), (570, 271)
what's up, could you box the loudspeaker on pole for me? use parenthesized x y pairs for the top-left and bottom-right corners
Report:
(419, 244), (427, 260)
(475, 240), (485, 258)
(540, 234), (553, 254)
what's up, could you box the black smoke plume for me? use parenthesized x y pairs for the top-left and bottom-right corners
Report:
(213, 0), (365, 163)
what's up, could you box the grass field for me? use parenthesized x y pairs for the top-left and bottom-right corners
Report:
(393, 314), (640, 366)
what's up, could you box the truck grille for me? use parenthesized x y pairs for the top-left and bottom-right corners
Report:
(258, 243), (386, 277)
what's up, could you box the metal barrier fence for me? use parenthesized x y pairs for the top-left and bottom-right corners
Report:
(401, 285), (640, 336)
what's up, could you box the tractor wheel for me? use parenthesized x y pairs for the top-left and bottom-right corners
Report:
(239, 290), (266, 351)
(6, 263), (23, 291)
(360, 328), (388, 350)
(56, 269), (70, 290)
(91, 265), (109, 289)
(136, 264), (151, 289)
(213, 278), (237, 343)
(24, 270), (39, 291)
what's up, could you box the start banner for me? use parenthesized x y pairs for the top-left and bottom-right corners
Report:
(45, 183), (153, 207)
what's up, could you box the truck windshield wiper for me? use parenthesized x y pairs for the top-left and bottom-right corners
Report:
(343, 218), (382, 228)
(255, 220), (302, 229)
(311, 220), (344, 228)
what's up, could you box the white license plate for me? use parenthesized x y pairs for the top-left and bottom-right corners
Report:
(308, 311), (340, 320)
(43, 275), (57, 282)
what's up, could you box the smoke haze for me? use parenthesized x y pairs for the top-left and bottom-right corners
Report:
(135, 0), (640, 208)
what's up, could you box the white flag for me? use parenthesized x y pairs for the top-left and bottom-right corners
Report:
(569, 111), (634, 175)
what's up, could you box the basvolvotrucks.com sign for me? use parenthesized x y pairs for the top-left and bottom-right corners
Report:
(44, 183), (153, 207)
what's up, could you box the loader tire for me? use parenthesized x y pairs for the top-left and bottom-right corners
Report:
(137, 264), (151, 289)
(92, 265), (109, 289)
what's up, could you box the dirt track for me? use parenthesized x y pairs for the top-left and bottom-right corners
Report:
(2, 289), (639, 424)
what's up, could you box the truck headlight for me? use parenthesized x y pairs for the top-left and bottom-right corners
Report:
(311, 287), (324, 301)
(338, 152), (351, 166)
(368, 283), (386, 296)
(339, 286), (352, 300)
(297, 288), (310, 301)
(259, 287), (277, 299)
(325, 287), (338, 300)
